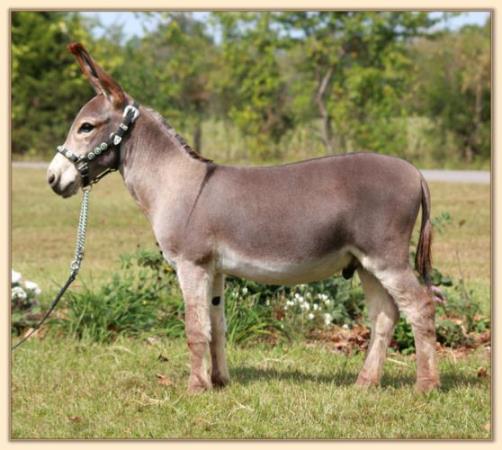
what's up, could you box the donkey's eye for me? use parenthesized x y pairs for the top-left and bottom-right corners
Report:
(78, 122), (95, 133)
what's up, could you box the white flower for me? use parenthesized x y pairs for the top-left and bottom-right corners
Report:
(318, 293), (329, 302)
(342, 324), (350, 330)
(323, 313), (333, 326)
(300, 302), (310, 311)
(307, 313), (315, 320)
(242, 287), (248, 295)
(11, 270), (22, 285)
(313, 303), (319, 311)
(324, 299), (333, 307)
(24, 280), (41, 296)
(12, 286), (27, 300)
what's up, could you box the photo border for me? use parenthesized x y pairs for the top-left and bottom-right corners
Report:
(1, 0), (498, 447)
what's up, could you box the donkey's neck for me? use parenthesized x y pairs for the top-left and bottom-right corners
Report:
(119, 107), (210, 222)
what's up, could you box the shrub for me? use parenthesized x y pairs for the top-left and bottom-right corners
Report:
(224, 276), (364, 343)
(58, 250), (185, 342)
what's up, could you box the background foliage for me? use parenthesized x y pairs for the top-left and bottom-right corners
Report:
(11, 11), (491, 167)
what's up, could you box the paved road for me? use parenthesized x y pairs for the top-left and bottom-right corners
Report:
(12, 161), (490, 184)
(420, 169), (490, 185)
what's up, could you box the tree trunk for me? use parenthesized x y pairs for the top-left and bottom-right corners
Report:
(464, 81), (483, 163)
(193, 119), (202, 154)
(315, 67), (334, 154)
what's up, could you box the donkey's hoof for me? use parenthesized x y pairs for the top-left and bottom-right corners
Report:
(211, 373), (230, 388)
(188, 377), (212, 394)
(415, 377), (440, 393)
(355, 374), (379, 388)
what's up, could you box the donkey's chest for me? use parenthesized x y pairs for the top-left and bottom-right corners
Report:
(216, 246), (352, 285)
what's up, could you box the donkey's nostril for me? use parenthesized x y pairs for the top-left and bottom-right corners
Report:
(48, 173), (56, 185)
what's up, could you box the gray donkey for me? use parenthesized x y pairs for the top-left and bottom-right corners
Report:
(48, 43), (440, 393)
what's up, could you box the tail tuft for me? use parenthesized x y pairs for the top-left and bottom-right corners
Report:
(415, 176), (433, 286)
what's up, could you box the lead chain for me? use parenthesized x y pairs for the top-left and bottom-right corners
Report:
(70, 187), (91, 275)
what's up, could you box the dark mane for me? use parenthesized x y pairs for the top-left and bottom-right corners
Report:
(146, 107), (213, 163)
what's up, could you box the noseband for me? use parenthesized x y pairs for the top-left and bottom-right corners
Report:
(56, 102), (140, 187)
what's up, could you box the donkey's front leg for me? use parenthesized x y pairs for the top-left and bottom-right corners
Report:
(210, 273), (230, 387)
(177, 261), (213, 393)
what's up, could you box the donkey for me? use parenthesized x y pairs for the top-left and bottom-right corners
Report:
(47, 43), (440, 393)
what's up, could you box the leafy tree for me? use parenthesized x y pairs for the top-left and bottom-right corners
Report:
(119, 13), (216, 153)
(213, 12), (294, 160)
(11, 11), (491, 168)
(275, 12), (435, 154)
(11, 12), (94, 157)
(410, 19), (491, 163)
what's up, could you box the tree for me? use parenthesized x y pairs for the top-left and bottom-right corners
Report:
(410, 19), (491, 163)
(212, 12), (294, 160)
(11, 12), (94, 157)
(119, 13), (215, 153)
(275, 11), (434, 154)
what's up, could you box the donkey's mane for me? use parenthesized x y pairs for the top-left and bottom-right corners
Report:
(145, 107), (213, 163)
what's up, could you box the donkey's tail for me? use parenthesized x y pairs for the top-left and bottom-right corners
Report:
(415, 175), (433, 287)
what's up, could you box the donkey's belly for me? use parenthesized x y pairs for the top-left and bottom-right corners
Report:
(217, 246), (352, 285)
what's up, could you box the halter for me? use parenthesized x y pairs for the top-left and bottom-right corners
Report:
(56, 102), (140, 187)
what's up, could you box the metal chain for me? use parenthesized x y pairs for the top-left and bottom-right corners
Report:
(70, 187), (90, 275)
(12, 187), (91, 351)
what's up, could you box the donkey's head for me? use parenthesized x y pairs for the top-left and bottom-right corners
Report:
(47, 43), (130, 197)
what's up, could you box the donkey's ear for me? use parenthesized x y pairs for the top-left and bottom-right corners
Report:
(68, 42), (126, 108)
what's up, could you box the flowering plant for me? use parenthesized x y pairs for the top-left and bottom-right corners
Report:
(11, 270), (42, 334)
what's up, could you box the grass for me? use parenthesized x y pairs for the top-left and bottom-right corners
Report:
(11, 167), (155, 296)
(11, 166), (491, 439)
(427, 181), (491, 315)
(11, 336), (491, 439)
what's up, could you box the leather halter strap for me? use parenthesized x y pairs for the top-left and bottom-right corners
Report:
(57, 102), (140, 187)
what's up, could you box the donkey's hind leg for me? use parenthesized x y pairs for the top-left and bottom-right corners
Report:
(210, 273), (230, 387)
(176, 261), (213, 393)
(371, 265), (440, 392)
(356, 267), (399, 387)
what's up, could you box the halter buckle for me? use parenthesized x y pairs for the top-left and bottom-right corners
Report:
(123, 104), (140, 122)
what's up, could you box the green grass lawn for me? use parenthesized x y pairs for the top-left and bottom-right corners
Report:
(11, 167), (491, 439)
(11, 336), (491, 439)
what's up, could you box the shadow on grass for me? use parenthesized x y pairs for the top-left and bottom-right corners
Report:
(232, 365), (357, 387)
(381, 372), (487, 392)
(232, 366), (488, 392)
(436, 371), (489, 392)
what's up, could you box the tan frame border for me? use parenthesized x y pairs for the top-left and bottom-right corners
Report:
(1, 1), (498, 447)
